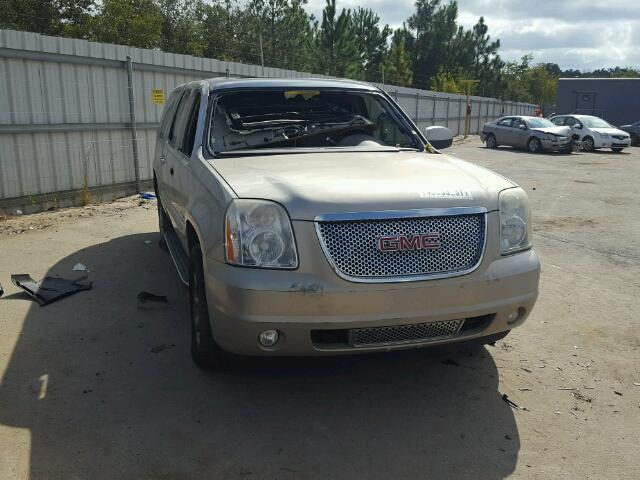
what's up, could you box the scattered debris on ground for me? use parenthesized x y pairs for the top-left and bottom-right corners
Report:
(501, 393), (527, 411)
(150, 343), (176, 353)
(11, 274), (92, 306)
(137, 291), (169, 308)
(441, 358), (460, 366)
(0, 195), (154, 236)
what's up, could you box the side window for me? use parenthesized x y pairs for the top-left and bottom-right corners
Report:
(512, 119), (526, 129)
(498, 118), (513, 127)
(159, 91), (180, 138)
(181, 92), (201, 156)
(565, 117), (577, 127)
(168, 91), (191, 147)
(551, 117), (565, 126)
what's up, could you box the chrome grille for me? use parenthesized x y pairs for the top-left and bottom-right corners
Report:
(350, 319), (463, 347)
(316, 213), (485, 281)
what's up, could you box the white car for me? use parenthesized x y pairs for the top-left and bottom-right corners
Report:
(549, 114), (631, 152)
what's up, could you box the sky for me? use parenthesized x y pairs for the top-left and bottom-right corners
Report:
(305, 0), (640, 71)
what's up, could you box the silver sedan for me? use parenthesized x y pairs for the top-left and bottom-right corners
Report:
(481, 116), (573, 153)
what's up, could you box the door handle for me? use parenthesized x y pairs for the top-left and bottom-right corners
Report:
(169, 167), (174, 176)
(160, 155), (167, 164)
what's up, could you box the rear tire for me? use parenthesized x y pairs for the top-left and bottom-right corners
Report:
(485, 134), (498, 149)
(527, 137), (542, 153)
(189, 243), (227, 370)
(582, 136), (595, 152)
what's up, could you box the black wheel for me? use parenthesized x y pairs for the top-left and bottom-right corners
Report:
(527, 137), (542, 153)
(582, 136), (595, 152)
(189, 243), (227, 370)
(611, 147), (624, 152)
(485, 134), (498, 149)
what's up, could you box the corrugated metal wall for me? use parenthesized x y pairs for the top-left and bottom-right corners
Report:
(0, 28), (535, 209)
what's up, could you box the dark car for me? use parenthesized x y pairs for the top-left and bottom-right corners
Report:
(620, 121), (640, 146)
(481, 116), (573, 153)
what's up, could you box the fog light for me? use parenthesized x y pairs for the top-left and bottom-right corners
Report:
(506, 308), (525, 325)
(259, 329), (279, 347)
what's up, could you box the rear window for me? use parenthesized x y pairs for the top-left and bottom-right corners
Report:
(208, 89), (421, 154)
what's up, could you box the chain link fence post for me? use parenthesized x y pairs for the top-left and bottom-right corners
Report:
(431, 96), (436, 126)
(445, 96), (450, 131)
(125, 56), (141, 193)
(457, 97), (462, 136)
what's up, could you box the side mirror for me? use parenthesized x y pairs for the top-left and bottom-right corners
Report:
(518, 124), (527, 130)
(425, 126), (453, 150)
(575, 124), (583, 130)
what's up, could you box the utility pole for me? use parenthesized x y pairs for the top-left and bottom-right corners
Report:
(259, 29), (265, 76)
(459, 79), (479, 138)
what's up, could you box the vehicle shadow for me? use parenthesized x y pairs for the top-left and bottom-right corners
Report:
(0, 233), (520, 480)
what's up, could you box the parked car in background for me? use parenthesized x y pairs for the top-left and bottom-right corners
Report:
(549, 114), (631, 152)
(619, 121), (640, 146)
(153, 78), (540, 370)
(481, 116), (573, 153)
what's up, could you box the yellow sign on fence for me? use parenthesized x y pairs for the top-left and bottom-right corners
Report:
(151, 89), (165, 105)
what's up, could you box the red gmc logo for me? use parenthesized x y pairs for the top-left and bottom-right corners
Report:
(377, 233), (441, 252)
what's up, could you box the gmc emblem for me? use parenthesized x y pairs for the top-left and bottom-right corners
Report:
(377, 233), (441, 252)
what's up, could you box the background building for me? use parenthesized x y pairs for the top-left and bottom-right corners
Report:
(554, 78), (640, 126)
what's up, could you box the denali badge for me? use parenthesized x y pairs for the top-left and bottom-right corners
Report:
(377, 233), (441, 252)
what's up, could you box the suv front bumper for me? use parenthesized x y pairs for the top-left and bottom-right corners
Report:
(204, 247), (540, 356)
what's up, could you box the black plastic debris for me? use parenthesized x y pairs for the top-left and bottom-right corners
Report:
(11, 274), (92, 306)
(137, 291), (169, 308)
(442, 358), (460, 367)
(150, 343), (175, 353)
(501, 393), (528, 411)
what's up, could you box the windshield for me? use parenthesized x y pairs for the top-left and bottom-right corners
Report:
(580, 116), (612, 128)
(208, 89), (422, 154)
(525, 118), (555, 128)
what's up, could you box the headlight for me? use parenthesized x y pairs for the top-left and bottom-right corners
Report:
(599, 132), (609, 138)
(499, 187), (531, 255)
(225, 199), (298, 268)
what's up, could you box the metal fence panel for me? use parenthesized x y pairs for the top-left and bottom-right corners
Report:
(0, 28), (535, 208)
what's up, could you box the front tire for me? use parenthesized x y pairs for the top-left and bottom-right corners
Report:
(527, 137), (542, 153)
(189, 244), (227, 370)
(582, 136), (595, 152)
(485, 134), (498, 149)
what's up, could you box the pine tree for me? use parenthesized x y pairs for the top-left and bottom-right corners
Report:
(315, 0), (359, 78)
(383, 30), (413, 87)
(351, 8), (391, 82)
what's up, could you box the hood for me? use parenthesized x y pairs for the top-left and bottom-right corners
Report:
(591, 127), (629, 136)
(531, 126), (571, 136)
(210, 151), (514, 220)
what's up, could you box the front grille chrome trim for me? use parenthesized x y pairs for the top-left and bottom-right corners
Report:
(348, 319), (465, 347)
(314, 207), (487, 284)
(314, 206), (488, 222)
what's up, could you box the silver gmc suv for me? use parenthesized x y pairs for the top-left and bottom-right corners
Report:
(153, 78), (540, 369)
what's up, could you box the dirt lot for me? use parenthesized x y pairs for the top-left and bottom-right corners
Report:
(0, 138), (638, 479)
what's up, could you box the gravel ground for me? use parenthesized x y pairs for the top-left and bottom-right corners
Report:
(0, 138), (638, 479)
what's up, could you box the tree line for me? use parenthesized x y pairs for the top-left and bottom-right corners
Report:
(2, 0), (639, 106)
